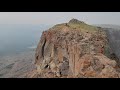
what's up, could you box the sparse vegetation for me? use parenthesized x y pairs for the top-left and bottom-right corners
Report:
(104, 45), (111, 58)
(68, 23), (98, 33)
(50, 19), (99, 34)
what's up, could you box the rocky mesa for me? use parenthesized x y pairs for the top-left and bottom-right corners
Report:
(28, 19), (120, 78)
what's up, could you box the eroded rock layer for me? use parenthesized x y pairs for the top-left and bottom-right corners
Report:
(32, 19), (120, 78)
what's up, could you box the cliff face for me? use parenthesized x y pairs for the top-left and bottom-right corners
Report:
(33, 19), (120, 78)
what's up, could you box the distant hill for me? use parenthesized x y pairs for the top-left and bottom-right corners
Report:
(94, 24), (120, 30)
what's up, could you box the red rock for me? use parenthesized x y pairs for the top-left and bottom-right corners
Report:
(30, 19), (120, 78)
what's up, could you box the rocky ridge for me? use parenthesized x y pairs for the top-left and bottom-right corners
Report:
(28, 19), (120, 78)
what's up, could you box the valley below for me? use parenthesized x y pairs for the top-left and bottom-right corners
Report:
(0, 50), (36, 78)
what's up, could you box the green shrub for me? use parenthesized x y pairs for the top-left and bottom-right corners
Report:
(104, 45), (111, 58)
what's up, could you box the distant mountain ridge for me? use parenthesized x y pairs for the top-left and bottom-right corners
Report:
(94, 24), (120, 30)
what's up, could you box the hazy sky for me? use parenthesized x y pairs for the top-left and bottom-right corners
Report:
(0, 12), (120, 25)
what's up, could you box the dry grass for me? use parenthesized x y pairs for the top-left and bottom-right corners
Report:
(49, 22), (99, 34)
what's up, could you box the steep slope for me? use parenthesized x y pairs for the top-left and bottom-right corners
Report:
(94, 24), (120, 64)
(28, 19), (120, 78)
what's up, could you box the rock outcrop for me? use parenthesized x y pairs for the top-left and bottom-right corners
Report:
(31, 19), (120, 78)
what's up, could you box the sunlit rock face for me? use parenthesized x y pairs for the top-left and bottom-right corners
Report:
(32, 19), (120, 78)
